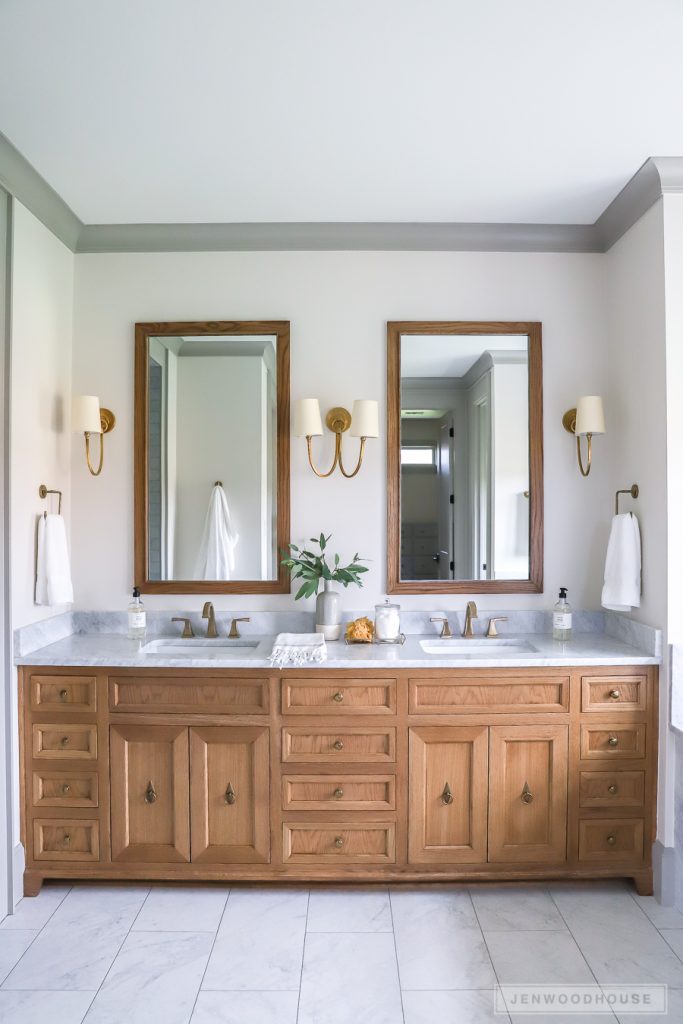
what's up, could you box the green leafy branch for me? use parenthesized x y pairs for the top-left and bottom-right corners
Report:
(280, 532), (370, 601)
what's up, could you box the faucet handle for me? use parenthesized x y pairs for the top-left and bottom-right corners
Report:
(486, 616), (508, 638)
(229, 617), (250, 639)
(430, 616), (452, 639)
(171, 617), (194, 638)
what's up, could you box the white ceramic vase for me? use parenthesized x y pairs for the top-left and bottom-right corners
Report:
(316, 579), (341, 640)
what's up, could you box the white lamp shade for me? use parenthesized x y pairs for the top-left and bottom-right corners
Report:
(73, 395), (102, 434)
(574, 395), (605, 436)
(350, 399), (379, 438)
(293, 398), (323, 437)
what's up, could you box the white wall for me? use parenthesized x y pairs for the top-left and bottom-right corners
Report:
(493, 360), (529, 579)
(71, 249), (613, 612)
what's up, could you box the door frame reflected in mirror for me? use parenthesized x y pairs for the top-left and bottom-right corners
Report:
(134, 320), (290, 594)
(386, 321), (543, 594)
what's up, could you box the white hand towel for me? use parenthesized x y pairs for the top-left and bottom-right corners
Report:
(35, 514), (74, 606)
(601, 512), (641, 611)
(269, 633), (327, 668)
(194, 483), (239, 580)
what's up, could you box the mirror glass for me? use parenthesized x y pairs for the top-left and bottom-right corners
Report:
(146, 333), (278, 581)
(400, 333), (530, 582)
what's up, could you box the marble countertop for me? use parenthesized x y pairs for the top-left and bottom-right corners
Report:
(14, 631), (660, 669)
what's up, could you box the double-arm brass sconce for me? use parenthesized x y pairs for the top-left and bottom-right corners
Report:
(562, 395), (605, 477)
(294, 399), (379, 478)
(73, 395), (116, 476)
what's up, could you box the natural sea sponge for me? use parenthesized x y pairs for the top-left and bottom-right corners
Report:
(345, 616), (375, 643)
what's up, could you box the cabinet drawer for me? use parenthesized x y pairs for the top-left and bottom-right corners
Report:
(282, 774), (396, 811)
(282, 727), (396, 763)
(580, 724), (646, 760)
(109, 676), (269, 714)
(30, 676), (97, 713)
(32, 770), (99, 808)
(578, 819), (644, 863)
(581, 676), (647, 713)
(33, 819), (100, 861)
(579, 771), (645, 809)
(32, 723), (98, 760)
(409, 676), (569, 714)
(283, 822), (396, 864)
(282, 678), (396, 715)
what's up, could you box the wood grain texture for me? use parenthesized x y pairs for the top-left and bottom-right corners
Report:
(32, 770), (99, 809)
(134, 320), (290, 594)
(283, 821), (396, 864)
(30, 676), (97, 713)
(386, 320), (543, 594)
(581, 675), (647, 713)
(579, 770), (645, 809)
(282, 726), (397, 763)
(110, 676), (270, 715)
(282, 774), (396, 812)
(409, 676), (569, 714)
(32, 723), (97, 760)
(578, 818), (644, 862)
(282, 678), (397, 715)
(579, 723), (646, 760)
(33, 819), (100, 862)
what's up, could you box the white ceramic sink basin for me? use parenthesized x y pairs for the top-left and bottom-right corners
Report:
(419, 638), (537, 655)
(140, 638), (259, 658)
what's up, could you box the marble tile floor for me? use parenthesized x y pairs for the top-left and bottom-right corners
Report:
(1, 880), (682, 1023)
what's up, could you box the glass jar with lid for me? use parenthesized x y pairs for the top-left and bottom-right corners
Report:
(374, 600), (401, 642)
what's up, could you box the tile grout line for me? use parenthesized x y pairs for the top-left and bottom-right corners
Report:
(387, 887), (406, 1024)
(467, 884), (511, 1024)
(547, 887), (619, 1021)
(186, 886), (232, 1023)
(0, 885), (74, 991)
(295, 889), (311, 1024)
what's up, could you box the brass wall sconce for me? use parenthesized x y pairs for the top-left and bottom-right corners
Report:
(562, 395), (605, 477)
(73, 395), (116, 476)
(294, 398), (379, 478)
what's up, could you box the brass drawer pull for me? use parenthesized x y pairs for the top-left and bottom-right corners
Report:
(333, 691), (345, 703)
(59, 689), (68, 701)
(442, 782), (454, 805)
(608, 783), (618, 794)
(334, 836), (344, 848)
(608, 735), (619, 748)
(62, 783), (71, 795)
(333, 739), (344, 751)
(521, 781), (533, 804)
(609, 689), (621, 700)
(59, 736), (70, 748)
(145, 780), (157, 804)
(62, 832), (71, 845)
(225, 782), (236, 805)
(333, 787), (344, 799)
(606, 834), (616, 845)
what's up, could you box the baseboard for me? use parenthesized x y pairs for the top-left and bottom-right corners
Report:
(653, 840), (677, 905)
(12, 841), (24, 908)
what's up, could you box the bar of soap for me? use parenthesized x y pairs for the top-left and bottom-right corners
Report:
(345, 616), (375, 643)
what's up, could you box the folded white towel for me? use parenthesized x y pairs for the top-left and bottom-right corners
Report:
(194, 483), (239, 581)
(36, 514), (74, 606)
(602, 512), (641, 611)
(269, 633), (327, 668)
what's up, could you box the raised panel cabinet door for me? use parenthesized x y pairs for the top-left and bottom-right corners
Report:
(488, 725), (568, 864)
(408, 726), (488, 864)
(110, 724), (190, 863)
(190, 726), (270, 864)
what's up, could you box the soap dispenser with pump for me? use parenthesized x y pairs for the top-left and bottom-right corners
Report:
(553, 587), (572, 641)
(128, 586), (147, 640)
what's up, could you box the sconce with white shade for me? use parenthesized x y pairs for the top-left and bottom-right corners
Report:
(562, 395), (605, 477)
(294, 398), (379, 478)
(73, 396), (116, 476)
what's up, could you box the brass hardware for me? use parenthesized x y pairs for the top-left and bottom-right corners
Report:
(333, 691), (345, 703)
(59, 736), (69, 747)
(171, 617), (195, 638)
(430, 616), (452, 639)
(145, 780), (157, 804)
(521, 781), (533, 803)
(608, 735), (619, 747)
(333, 739), (344, 751)
(609, 689), (621, 700)
(38, 484), (63, 514)
(441, 782), (454, 805)
(225, 783), (236, 805)
(83, 408), (116, 477)
(59, 688), (68, 700)
(202, 601), (218, 638)
(304, 406), (370, 479)
(62, 832), (71, 845)
(62, 784), (71, 795)
(606, 834), (616, 845)
(228, 617), (250, 639)
(608, 784), (618, 795)
(562, 407), (593, 477)
(463, 601), (478, 638)
(334, 836), (344, 848)
(615, 484), (639, 516)
(486, 616), (508, 638)
(333, 787), (344, 799)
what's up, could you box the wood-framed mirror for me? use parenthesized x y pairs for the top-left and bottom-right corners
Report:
(134, 320), (290, 593)
(387, 321), (543, 594)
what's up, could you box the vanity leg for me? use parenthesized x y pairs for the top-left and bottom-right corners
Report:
(23, 871), (43, 897)
(633, 871), (653, 897)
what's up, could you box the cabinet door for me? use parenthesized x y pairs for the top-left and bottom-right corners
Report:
(488, 725), (568, 863)
(408, 726), (488, 863)
(190, 726), (270, 864)
(110, 725), (190, 863)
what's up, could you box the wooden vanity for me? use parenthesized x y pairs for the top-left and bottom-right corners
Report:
(18, 663), (657, 895)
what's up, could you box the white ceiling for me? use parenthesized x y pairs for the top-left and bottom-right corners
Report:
(402, 335), (527, 377)
(2, 0), (683, 225)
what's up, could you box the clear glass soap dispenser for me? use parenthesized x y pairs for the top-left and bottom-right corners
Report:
(553, 587), (572, 641)
(128, 586), (147, 640)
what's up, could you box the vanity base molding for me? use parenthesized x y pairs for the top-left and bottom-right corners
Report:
(18, 664), (658, 896)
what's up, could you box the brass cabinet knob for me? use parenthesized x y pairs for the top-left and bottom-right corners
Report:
(333, 739), (344, 751)
(62, 783), (71, 795)
(441, 782), (454, 805)
(334, 836), (344, 848)
(333, 691), (345, 703)
(521, 781), (533, 804)
(145, 780), (157, 804)
(608, 735), (619, 747)
(62, 833), (71, 845)
(609, 689), (621, 700)
(59, 689), (68, 700)
(60, 736), (69, 747)
(606, 834), (616, 845)
(607, 784), (618, 795)
(333, 788), (344, 799)
(225, 782), (236, 805)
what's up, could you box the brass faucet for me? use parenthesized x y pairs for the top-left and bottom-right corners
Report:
(430, 616), (452, 639)
(229, 617), (250, 639)
(462, 601), (478, 638)
(202, 601), (218, 638)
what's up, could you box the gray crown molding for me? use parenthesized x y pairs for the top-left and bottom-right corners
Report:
(594, 156), (683, 250)
(0, 131), (82, 251)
